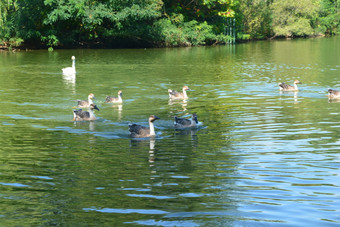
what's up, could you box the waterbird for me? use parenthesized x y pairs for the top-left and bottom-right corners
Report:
(128, 115), (160, 138)
(62, 56), (76, 75)
(278, 80), (302, 91)
(105, 90), (123, 103)
(73, 104), (99, 121)
(168, 86), (191, 99)
(76, 93), (95, 108)
(174, 113), (198, 129)
(327, 89), (340, 100)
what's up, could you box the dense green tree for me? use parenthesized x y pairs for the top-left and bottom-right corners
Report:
(43, 0), (164, 47)
(156, 0), (236, 46)
(0, 0), (22, 47)
(0, 0), (339, 48)
(163, 0), (235, 32)
(271, 0), (319, 37)
(317, 0), (340, 35)
(236, 0), (273, 39)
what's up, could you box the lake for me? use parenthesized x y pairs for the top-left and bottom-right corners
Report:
(0, 37), (339, 226)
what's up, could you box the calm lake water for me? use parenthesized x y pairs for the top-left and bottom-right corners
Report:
(1, 37), (340, 226)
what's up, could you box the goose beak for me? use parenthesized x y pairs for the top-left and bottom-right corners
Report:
(95, 106), (100, 111)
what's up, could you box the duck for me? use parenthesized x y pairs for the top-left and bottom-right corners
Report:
(328, 89), (340, 100)
(128, 115), (160, 138)
(278, 80), (302, 91)
(73, 104), (99, 121)
(168, 86), (191, 99)
(76, 93), (95, 108)
(62, 56), (76, 75)
(105, 90), (123, 103)
(174, 113), (198, 129)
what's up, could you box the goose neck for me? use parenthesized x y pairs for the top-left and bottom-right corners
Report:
(182, 89), (188, 98)
(149, 121), (156, 136)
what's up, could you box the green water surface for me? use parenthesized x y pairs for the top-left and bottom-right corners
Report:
(0, 37), (339, 226)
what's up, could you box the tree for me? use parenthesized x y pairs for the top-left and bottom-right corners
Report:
(317, 0), (340, 35)
(271, 0), (319, 37)
(0, 0), (22, 47)
(1, 0), (339, 48)
(43, 0), (163, 47)
(236, 0), (273, 39)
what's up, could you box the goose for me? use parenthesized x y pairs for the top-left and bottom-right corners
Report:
(328, 89), (340, 100)
(128, 115), (160, 138)
(62, 56), (76, 75)
(76, 93), (95, 108)
(105, 90), (123, 103)
(73, 104), (99, 121)
(168, 86), (191, 99)
(278, 80), (302, 91)
(174, 113), (198, 129)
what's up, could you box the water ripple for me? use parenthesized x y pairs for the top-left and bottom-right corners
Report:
(83, 207), (169, 215)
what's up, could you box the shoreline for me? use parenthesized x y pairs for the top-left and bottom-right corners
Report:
(0, 35), (335, 51)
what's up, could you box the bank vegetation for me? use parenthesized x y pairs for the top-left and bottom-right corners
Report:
(0, 0), (339, 49)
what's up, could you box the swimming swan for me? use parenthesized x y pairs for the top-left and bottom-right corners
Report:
(128, 115), (160, 138)
(62, 56), (76, 75)
(73, 104), (99, 121)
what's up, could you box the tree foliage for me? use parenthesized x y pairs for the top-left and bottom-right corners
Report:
(42, 0), (164, 47)
(317, 0), (340, 35)
(236, 0), (273, 39)
(0, 0), (339, 48)
(271, 0), (319, 37)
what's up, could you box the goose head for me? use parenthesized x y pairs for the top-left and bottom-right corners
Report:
(192, 113), (198, 124)
(90, 104), (100, 111)
(183, 86), (191, 91)
(88, 93), (95, 99)
(149, 115), (160, 123)
(294, 80), (302, 84)
(71, 56), (75, 60)
(118, 90), (123, 96)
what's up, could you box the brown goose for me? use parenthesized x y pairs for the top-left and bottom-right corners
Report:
(73, 104), (100, 121)
(105, 90), (123, 103)
(128, 115), (160, 138)
(76, 93), (95, 108)
(174, 114), (198, 129)
(328, 89), (340, 100)
(278, 80), (302, 91)
(168, 86), (191, 99)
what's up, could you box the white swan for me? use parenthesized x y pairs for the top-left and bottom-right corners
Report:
(62, 56), (76, 75)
